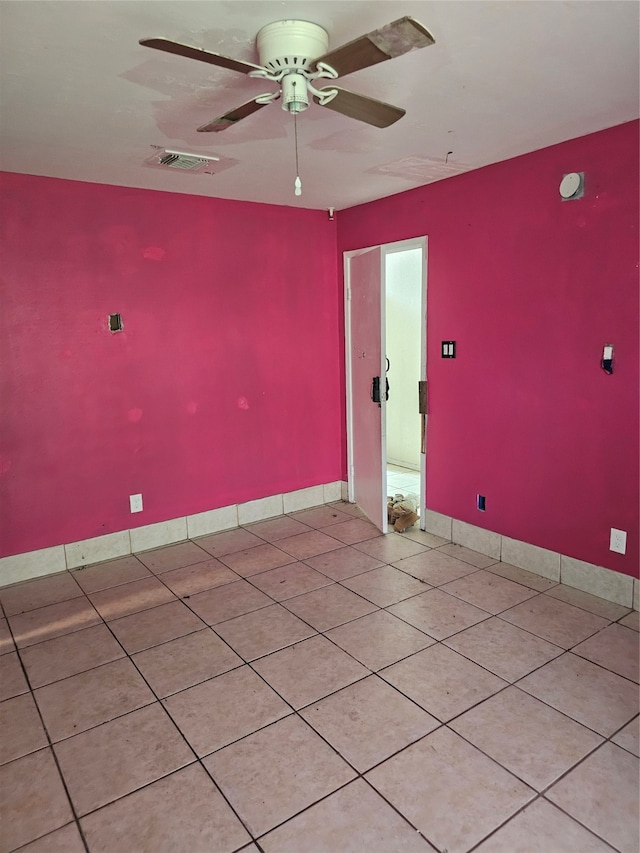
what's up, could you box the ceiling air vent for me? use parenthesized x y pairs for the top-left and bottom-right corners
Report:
(160, 152), (203, 170)
(144, 147), (221, 174)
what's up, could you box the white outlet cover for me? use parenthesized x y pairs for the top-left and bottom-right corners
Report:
(130, 493), (143, 513)
(609, 527), (627, 554)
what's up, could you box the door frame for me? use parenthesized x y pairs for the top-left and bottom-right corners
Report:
(344, 236), (428, 532)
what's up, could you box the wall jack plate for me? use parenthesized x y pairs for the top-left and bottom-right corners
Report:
(609, 528), (627, 555)
(130, 493), (143, 513)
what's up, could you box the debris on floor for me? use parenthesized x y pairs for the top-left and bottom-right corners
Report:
(387, 493), (419, 532)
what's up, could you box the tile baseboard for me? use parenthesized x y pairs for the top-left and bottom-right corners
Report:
(424, 513), (638, 610)
(0, 481), (347, 587)
(3, 487), (636, 613)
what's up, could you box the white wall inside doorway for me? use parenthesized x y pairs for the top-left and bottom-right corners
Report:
(385, 248), (423, 470)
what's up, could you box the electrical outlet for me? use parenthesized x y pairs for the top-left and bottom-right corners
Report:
(477, 494), (486, 511)
(130, 493), (143, 513)
(609, 528), (627, 555)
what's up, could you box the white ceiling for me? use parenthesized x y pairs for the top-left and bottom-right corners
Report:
(1, 1), (638, 210)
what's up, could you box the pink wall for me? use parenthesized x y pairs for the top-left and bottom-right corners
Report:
(338, 121), (639, 577)
(0, 174), (342, 558)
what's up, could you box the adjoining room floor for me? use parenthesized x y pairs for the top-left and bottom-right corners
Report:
(1, 501), (638, 853)
(387, 463), (420, 499)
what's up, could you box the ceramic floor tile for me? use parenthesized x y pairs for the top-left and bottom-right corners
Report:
(0, 650), (28, 700)
(0, 692), (49, 765)
(402, 528), (450, 548)
(8, 597), (101, 649)
(326, 610), (434, 671)
(187, 579), (272, 625)
(283, 583), (377, 631)
(500, 594), (609, 649)
(81, 763), (251, 853)
(132, 628), (242, 698)
(204, 715), (355, 837)
(289, 505), (354, 528)
(19, 623), (125, 688)
(392, 549), (479, 586)
(354, 535), (428, 563)
(195, 528), (265, 559)
(485, 562), (558, 591)
(441, 570), (537, 614)
(217, 543), (296, 577)
(388, 588), (490, 640)
(72, 555), (150, 593)
(341, 565), (429, 607)
(17, 822), (86, 853)
(135, 540), (211, 573)
(108, 599), (205, 654)
(611, 715), (639, 757)
(517, 652), (639, 736)
(303, 546), (384, 581)
(163, 665), (290, 756)
(54, 703), (194, 816)
(366, 727), (534, 853)
(260, 778), (436, 853)
(276, 530), (344, 560)
(619, 609), (639, 631)
(252, 635), (369, 709)
(450, 686), (603, 790)
(327, 501), (367, 519)
(545, 583), (632, 621)
(214, 603), (316, 661)
(381, 643), (507, 722)
(444, 616), (563, 682)
(300, 675), (440, 772)
(0, 617), (15, 655)
(436, 543), (499, 569)
(572, 622), (639, 682)
(34, 658), (155, 742)
(546, 742), (639, 853)
(321, 518), (382, 545)
(0, 572), (83, 617)
(0, 748), (74, 852)
(159, 558), (238, 596)
(88, 576), (175, 621)
(474, 798), (613, 853)
(245, 516), (313, 542)
(248, 562), (333, 601)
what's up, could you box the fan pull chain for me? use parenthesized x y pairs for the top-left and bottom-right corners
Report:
(294, 111), (302, 196)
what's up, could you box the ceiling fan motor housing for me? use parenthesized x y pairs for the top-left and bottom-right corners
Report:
(257, 20), (329, 74)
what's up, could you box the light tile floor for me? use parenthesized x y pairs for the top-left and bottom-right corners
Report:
(387, 464), (420, 500)
(0, 500), (638, 853)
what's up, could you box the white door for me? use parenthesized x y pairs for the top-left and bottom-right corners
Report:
(345, 246), (387, 532)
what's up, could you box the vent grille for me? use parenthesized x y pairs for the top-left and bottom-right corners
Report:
(144, 146), (237, 176)
(159, 153), (210, 170)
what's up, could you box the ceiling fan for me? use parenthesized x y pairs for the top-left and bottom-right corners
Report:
(139, 17), (435, 133)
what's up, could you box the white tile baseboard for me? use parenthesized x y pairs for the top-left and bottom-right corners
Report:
(424, 512), (637, 610)
(0, 481), (344, 585)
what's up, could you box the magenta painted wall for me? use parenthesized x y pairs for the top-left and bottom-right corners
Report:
(0, 174), (342, 558)
(338, 121), (639, 577)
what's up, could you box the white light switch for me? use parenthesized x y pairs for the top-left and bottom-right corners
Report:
(130, 493), (143, 513)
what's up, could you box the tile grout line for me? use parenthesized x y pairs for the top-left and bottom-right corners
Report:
(1, 528), (637, 851)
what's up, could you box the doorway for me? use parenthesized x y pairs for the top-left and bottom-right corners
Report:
(344, 237), (427, 533)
